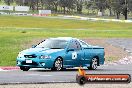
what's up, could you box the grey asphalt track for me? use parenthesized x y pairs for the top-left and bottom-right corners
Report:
(0, 63), (132, 84)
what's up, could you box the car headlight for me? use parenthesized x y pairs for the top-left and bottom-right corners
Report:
(40, 55), (51, 59)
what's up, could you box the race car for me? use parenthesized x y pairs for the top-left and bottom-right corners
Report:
(16, 37), (105, 71)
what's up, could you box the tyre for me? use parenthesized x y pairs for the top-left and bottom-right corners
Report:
(20, 66), (30, 71)
(51, 57), (63, 71)
(88, 57), (98, 70)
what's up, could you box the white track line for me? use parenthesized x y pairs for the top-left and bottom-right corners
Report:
(0, 68), (9, 71)
(0, 27), (131, 32)
(0, 27), (44, 30)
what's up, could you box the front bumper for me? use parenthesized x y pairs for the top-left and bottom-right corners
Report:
(16, 58), (54, 68)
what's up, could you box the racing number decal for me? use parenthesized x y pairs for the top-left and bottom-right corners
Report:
(72, 52), (77, 59)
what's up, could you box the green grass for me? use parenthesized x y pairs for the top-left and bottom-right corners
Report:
(0, 16), (132, 30)
(0, 15), (132, 66)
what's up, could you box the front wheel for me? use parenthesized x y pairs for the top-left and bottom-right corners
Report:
(20, 66), (30, 71)
(51, 58), (63, 71)
(88, 58), (98, 70)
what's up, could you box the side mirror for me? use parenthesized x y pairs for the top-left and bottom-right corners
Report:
(32, 45), (36, 48)
(67, 48), (74, 52)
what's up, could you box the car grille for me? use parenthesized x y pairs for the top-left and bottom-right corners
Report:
(21, 61), (38, 66)
(24, 54), (37, 58)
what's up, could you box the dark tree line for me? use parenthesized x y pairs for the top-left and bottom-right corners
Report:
(0, 0), (132, 20)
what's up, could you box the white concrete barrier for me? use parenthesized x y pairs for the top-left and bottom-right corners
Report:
(59, 15), (132, 23)
(15, 6), (29, 11)
(0, 5), (13, 11)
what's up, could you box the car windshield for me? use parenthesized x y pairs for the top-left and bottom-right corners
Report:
(36, 39), (68, 49)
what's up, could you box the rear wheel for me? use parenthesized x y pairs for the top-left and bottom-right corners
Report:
(20, 66), (30, 71)
(88, 58), (98, 70)
(51, 58), (63, 71)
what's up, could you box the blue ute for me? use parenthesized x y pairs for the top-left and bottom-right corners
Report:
(16, 37), (105, 71)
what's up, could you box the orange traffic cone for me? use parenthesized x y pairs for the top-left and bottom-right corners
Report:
(78, 67), (86, 76)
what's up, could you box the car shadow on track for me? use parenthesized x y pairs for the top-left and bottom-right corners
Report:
(30, 68), (104, 72)
(31, 69), (78, 72)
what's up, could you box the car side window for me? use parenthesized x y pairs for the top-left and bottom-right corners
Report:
(68, 40), (81, 50)
(75, 40), (81, 50)
(80, 41), (88, 48)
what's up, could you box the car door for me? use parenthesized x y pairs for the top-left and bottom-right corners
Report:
(64, 39), (82, 67)
(79, 40), (93, 66)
